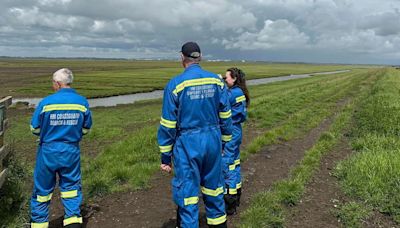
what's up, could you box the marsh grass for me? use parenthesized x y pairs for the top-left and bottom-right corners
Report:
(240, 69), (379, 227)
(335, 68), (400, 224)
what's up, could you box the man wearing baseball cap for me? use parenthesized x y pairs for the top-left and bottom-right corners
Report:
(158, 42), (232, 227)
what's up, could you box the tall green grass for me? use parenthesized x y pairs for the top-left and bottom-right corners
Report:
(335, 68), (400, 224)
(0, 150), (29, 227)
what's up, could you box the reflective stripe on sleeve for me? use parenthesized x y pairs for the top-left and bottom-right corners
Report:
(30, 125), (41, 134)
(222, 135), (232, 142)
(234, 159), (240, 166)
(160, 117), (177, 128)
(229, 164), (236, 171)
(219, 110), (232, 119)
(235, 95), (246, 103)
(159, 144), (173, 153)
(82, 128), (90, 135)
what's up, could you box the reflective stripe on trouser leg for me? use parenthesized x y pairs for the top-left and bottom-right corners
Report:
(222, 152), (237, 195)
(233, 124), (243, 197)
(223, 125), (240, 196)
(31, 222), (49, 228)
(172, 136), (201, 228)
(58, 143), (83, 220)
(31, 146), (56, 224)
(207, 214), (227, 225)
(200, 128), (226, 226)
(172, 127), (226, 227)
(235, 163), (241, 193)
(64, 216), (83, 226)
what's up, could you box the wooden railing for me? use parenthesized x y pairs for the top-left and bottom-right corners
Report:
(0, 96), (12, 188)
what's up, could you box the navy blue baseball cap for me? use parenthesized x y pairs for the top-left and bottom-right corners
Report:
(181, 42), (201, 58)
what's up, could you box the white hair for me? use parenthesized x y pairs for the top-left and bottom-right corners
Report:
(53, 68), (73, 85)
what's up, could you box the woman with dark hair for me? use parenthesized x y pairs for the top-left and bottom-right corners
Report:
(222, 67), (249, 215)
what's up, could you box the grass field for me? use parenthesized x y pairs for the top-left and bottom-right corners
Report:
(240, 69), (381, 227)
(335, 68), (400, 226)
(1, 59), (397, 227)
(0, 58), (362, 98)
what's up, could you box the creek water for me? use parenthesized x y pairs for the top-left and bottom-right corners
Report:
(13, 70), (350, 108)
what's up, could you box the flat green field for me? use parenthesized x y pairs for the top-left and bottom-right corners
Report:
(0, 58), (362, 98)
(1, 60), (398, 227)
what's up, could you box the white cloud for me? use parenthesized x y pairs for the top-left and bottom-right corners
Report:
(0, 0), (400, 64)
(223, 19), (309, 50)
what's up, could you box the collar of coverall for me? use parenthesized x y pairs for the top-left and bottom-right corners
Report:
(184, 63), (200, 72)
(57, 88), (77, 93)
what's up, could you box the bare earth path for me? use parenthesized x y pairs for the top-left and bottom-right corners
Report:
(48, 112), (337, 228)
(286, 136), (398, 228)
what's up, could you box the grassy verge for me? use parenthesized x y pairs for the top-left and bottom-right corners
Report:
(334, 68), (400, 225)
(0, 151), (29, 227)
(333, 201), (371, 228)
(239, 69), (379, 227)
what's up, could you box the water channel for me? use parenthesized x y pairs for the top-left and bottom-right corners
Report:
(13, 70), (350, 108)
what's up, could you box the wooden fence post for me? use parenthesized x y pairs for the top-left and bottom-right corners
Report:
(0, 96), (13, 188)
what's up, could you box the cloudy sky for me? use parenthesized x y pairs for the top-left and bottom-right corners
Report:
(1, 0), (400, 64)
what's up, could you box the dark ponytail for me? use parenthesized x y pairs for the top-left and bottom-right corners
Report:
(227, 67), (250, 107)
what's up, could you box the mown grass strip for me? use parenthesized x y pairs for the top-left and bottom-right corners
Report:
(334, 68), (400, 225)
(240, 70), (379, 228)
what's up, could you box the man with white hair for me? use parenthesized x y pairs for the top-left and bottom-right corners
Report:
(30, 68), (92, 228)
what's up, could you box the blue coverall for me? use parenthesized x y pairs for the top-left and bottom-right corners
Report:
(222, 86), (247, 195)
(30, 88), (92, 228)
(157, 64), (233, 227)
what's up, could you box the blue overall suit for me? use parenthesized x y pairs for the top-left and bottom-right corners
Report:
(157, 64), (233, 227)
(222, 87), (247, 196)
(30, 88), (92, 228)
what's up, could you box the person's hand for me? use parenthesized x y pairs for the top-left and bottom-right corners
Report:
(160, 164), (172, 173)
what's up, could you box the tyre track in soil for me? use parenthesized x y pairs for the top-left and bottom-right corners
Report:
(49, 107), (341, 228)
(286, 135), (398, 228)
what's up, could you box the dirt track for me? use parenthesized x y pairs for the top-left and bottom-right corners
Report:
(45, 113), (334, 228)
(287, 136), (398, 228)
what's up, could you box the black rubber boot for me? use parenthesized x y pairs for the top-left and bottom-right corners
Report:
(176, 207), (181, 228)
(64, 223), (82, 228)
(224, 193), (237, 215)
(237, 188), (242, 207)
(208, 221), (227, 228)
